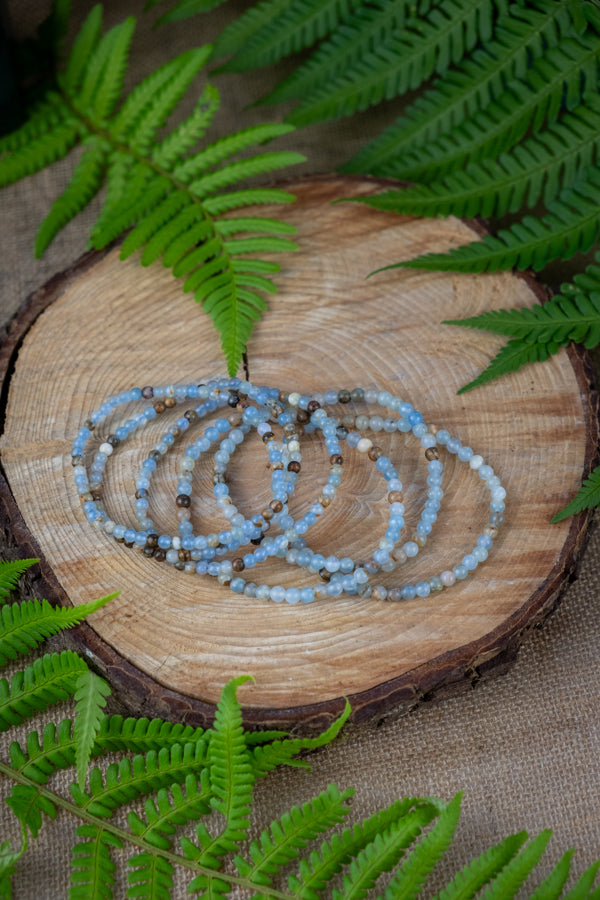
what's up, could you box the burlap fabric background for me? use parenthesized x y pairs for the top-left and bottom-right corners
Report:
(1, 1), (600, 896)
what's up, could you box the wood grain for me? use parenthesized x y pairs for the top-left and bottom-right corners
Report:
(0, 175), (597, 731)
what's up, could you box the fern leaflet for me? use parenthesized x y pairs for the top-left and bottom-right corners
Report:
(73, 669), (111, 791)
(0, 651), (89, 731)
(455, 340), (567, 394)
(429, 831), (529, 900)
(551, 466), (600, 523)
(527, 849), (575, 900)
(0, 559), (39, 603)
(69, 824), (122, 900)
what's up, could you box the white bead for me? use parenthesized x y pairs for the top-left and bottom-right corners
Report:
(171, 536), (182, 550)
(99, 442), (113, 456)
(469, 455), (484, 469)
(288, 392), (301, 406)
(356, 437), (373, 453)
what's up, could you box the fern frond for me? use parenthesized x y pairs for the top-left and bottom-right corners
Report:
(0, 119), (80, 188)
(173, 122), (295, 182)
(527, 849), (575, 900)
(551, 466), (600, 523)
(367, 34), (600, 183)
(62, 4), (103, 91)
(91, 170), (169, 250)
(343, 0), (590, 174)
(287, 0), (496, 126)
(250, 699), (351, 776)
(202, 188), (296, 215)
(382, 794), (462, 900)
(395, 169), (600, 274)
(76, 15), (135, 121)
(5, 784), (57, 839)
(0, 558), (38, 603)
(126, 851), (174, 899)
(96, 715), (206, 754)
(35, 138), (108, 257)
(187, 151), (305, 200)
(0, 92), (68, 154)
(443, 291), (600, 349)
(69, 824), (122, 900)
(128, 770), (212, 850)
(119, 189), (190, 259)
(0, 651), (88, 731)
(562, 859), (600, 900)
(9, 719), (81, 785)
(152, 83), (220, 169)
(456, 340), (566, 394)
(216, 0), (364, 72)
(357, 100), (600, 220)
(430, 831), (529, 900)
(212, 0), (293, 60)
(69, 742), (208, 818)
(331, 803), (446, 900)
(260, 0), (419, 106)
(235, 784), (354, 887)
(0, 592), (116, 667)
(288, 797), (444, 900)
(480, 831), (553, 900)
(73, 669), (111, 791)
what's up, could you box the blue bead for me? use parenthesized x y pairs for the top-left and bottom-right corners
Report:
(230, 578), (245, 594)
(415, 581), (430, 597)
(401, 584), (416, 600)
(300, 588), (315, 603)
(285, 588), (301, 605)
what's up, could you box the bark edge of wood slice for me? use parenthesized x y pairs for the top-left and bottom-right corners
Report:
(0, 174), (597, 733)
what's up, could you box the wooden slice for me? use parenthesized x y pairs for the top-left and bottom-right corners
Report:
(0, 175), (597, 731)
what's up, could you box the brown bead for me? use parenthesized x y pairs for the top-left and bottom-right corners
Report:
(270, 499), (283, 513)
(330, 454), (343, 465)
(228, 390), (240, 407)
(90, 489), (102, 501)
(296, 409), (309, 423)
(283, 423), (296, 435)
(228, 411), (243, 426)
(107, 433), (120, 447)
(295, 424), (305, 436)
(261, 507), (274, 521)
(141, 386), (154, 399)
(271, 403), (284, 418)
(143, 546), (155, 557)
(388, 490), (403, 503)
(71, 454), (84, 466)
(83, 418), (95, 431)
(318, 495), (332, 507)
(149, 450), (161, 461)
(425, 447), (440, 461)
(272, 462), (284, 470)
(287, 460), (301, 473)
(184, 409), (199, 424)
(146, 534), (159, 547)
(262, 432), (275, 443)
(319, 568), (331, 582)
(306, 399), (321, 413)
(154, 400), (166, 414)
(387, 588), (403, 602)
(368, 446), (382, 461)
(278, 390), (289, 403)
(169, 426), (181, 438)
(178, 549), (189, 561)
(79, 492), (93, 503)
(232, 558), (245, 572)
(164, 397), (176, 408)
(338, 389), (351, 403)
(176, 494), (191, 508)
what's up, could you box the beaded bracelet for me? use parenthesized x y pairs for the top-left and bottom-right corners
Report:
(72, 378), (505, 604)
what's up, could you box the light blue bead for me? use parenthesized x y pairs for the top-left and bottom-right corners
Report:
(404, 541), (419, 557)
(401, 584), (416, 600)
(230, 578), (245, 594)
(285, 588), (301, 605)
(415, 581), (430, 597)
(325, 556), (340, 572)
(373, 549), (389, 565)
(301, 588), (315, 603)
(436, 429), (450, 444)
(478, 534), (493, 549)
(453, 564), (468, 580)
(158, 535), (171, 550)
(327, 581), (343, 596)
(270, 586), (286, 603)
(458, 445), (473, 461)
(243, 554), (256, 568)
(462, 554), (478, 571)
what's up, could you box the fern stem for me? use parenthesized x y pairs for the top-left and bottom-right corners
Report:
(0, 758), (297, 898)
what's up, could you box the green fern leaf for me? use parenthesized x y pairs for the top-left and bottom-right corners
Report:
(212, 0), (293, 60)
(288, 797), (444, 900)
(368, 34), (600, 183)
(0, 837), (24, 897)
(9, 719), (81, 785)
(0, 119), (80, 188)
(394, 168), (600, 274)
(527, 849), (575, 900)
(61, 4), (103, 91)
(235, 784), (354, 886)
(70, 742), (208, 818)
(343, 0), (590, 174)
(173, 122), (295, 182)
(260, 0), (420, 107)
(95, 715), (205, 754)
(0, 92), (68, 155)
(0, 592), (116, 666)
(562, 859), (600, 900)
(443, 291), (600, 349)
(152, 83), (220, 169)
(287, 0), (496, 126)
(332, 803), (445, 900)
(76, 16), (136, 120)
(382, 794), (462, 900)
(5, 784), (57, 839)
(551, 465), (600, 523)
(202, 188), (297, 215)
(128, 771), (212, 850)
(250, 699), (351, 776)
(357, 99), (600, 220)
(216, 0), (365, 72)
(430, 831), (529, 900)
(119, 189), (190, 259)
(0, 559), (39, 603)
(456, 339), (566, 394)
(156, 0), (232, 23)
(480, 831), (553, 900)
(0, 651), (88, 731)
(126, 851), (174, 899)
(73, 669), (111, 791)
(69, 824), (122, 900)
(188, 151), (305, 199)
(35, 138), (108, 257)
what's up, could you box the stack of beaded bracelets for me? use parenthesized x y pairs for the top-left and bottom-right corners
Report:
(71, 377), (506, 604)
